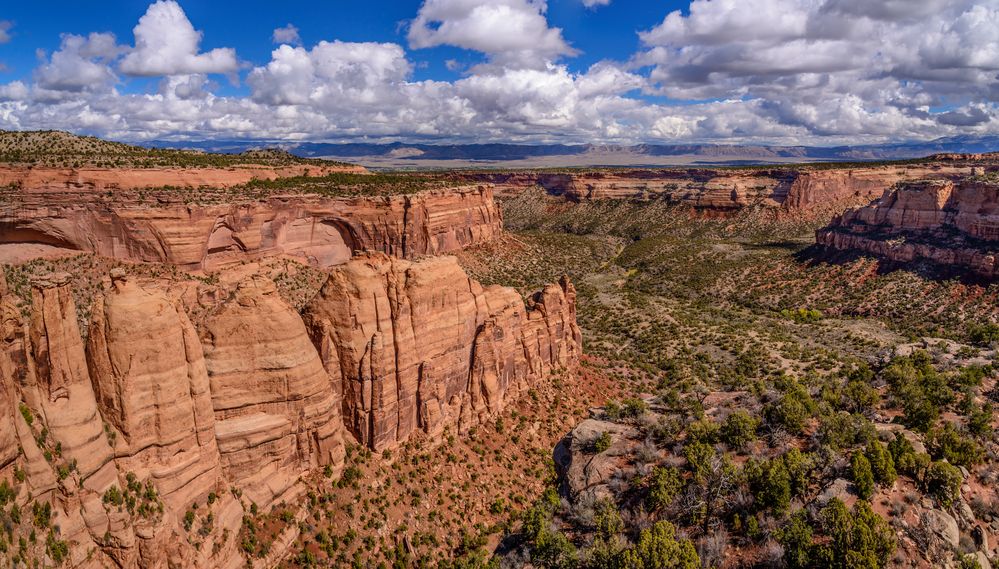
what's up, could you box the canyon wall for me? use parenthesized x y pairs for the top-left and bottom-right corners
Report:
(0, 253), (580, 567)
(302, 253), (581, 451)
(460, 162), (977, 216)
(0, 186), (503, 270)
(816, 179), (999, 279)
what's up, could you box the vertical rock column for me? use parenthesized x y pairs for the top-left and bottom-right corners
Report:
(20, 274), (133, 567)
(86, 270), (224, 512)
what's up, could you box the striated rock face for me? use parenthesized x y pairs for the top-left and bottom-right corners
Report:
(201, 276), (345, 508)
(816, 179), (999, 279)
(0, 253), (580, 566)
(86, 270), (223, 512)
(302, 253), (581, 451)
(1, 186), (503, 270)
(460, 162), (976, 216)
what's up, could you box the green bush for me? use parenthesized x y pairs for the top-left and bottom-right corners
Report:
(850, 453), (874, 501)
(922, 461), (963, 508)
(645, 466), (682, 512)
(883, 352), (953, 432)
(593, 432), (612, 454)
(865, 441), (897, 487)
(720, 410), (759, 450)
(745, 458), (791, 515)
(617, 521), (700, 569)
(926, 423), (984, 468)
(814, 499), (895, 569)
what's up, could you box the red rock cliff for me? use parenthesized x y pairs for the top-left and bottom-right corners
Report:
(816, 178), (999, 279)
(0, 253), (580, 566)
(1, 185), (503, 270)
(302, 253), (581, 451)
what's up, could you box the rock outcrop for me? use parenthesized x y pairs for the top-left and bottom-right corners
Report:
(0, 254), (580, 567)
(816, 178), (999, 279)
(86, 270), (223, 512)
(303, 253), (582, 451)
(202, 276), (344, 508)
(1, 186), (503, 270)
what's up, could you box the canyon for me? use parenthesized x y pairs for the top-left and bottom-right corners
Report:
(3, 131), (999, 568)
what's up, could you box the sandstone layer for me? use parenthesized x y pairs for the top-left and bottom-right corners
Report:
(816, 178), (999, 279)
(0, 252), (580, 567)
(1, 185), (503, 270)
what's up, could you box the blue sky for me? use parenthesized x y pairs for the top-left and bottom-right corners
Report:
(0, 0), (996, 145)
(0, 1), (680, 93)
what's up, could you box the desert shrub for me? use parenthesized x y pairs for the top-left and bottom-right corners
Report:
(865, 440), (897, 487)
(745, 458), (791, 515)
(776, 512), (813, 569)
(968, 322), (999, 346)
(764, 394), (810, 435)
(926, 423), (984, 468)
(922, 461), (963, 507)
(592, 432), (612, 454)
(814, 500), (895, 569)
(883, 352), (953, 432)
(720, 411), (758, 450)
(887, 433), (927, 477)
(616, 521), (700, 569)
(646, 466), (683, 512)
(686, 420), (721, 445)
(817, 412), (876, 450)
(850, 453), (874, 501)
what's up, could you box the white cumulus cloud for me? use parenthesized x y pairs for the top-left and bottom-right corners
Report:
(408, 0), (577, 68)
(119, 0), (238, 76)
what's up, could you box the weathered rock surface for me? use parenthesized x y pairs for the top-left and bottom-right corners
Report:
(1, 186), (503, 270)
(202, 276), (344, 508)
(554, 418), (637, 504)
(0, 251), (581, 567)
(817, 179), (999, 279)
(303, 253), (581, 451)
(1, 275), (250, 569)
(86, 270), (223, 512)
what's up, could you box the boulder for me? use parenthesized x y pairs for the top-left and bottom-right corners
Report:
(924, 509), (961, 549)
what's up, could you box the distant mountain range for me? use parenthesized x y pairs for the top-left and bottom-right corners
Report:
(142, 135), (999, 167)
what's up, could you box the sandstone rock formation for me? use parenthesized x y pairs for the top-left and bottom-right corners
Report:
(458, 161), (978, 216)
(816, 178), (999, 279)
(0, 252), (580, 567)
(86, 270), (223, 512)
(202, 275), (344, 508)
(1, 186), (503, 270)
(303, 253), (582, 451)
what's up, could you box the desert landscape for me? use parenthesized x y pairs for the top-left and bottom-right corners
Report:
(2, 1), (999, 568)
(0, 130), (996, 569)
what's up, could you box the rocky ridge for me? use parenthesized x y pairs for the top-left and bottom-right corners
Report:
(817, 178), (999, 279)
